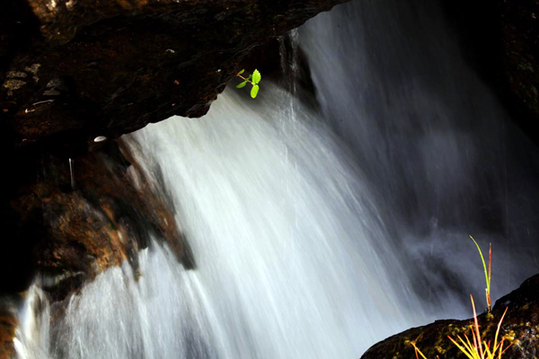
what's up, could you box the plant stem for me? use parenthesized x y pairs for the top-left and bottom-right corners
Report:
(237, 73), (254, 84)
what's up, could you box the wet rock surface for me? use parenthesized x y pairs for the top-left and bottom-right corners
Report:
(361, 274), (539, 359)
(0, 138), (194, 355)
(1, 139), (193, 297)
(0, 0), (346, 150)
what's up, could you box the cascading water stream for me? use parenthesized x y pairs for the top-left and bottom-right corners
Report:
(13, 0), (539, 358)
(15, 82), (429, 358)
(131, 83), (428, 357)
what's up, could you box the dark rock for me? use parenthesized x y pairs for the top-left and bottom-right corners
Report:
(500, 1), (539, 121)
(1, 139), (193, 298)
(0, 138), (193, 354)
(0, 0), (347, 151)
(240, 36), (318, 108)
(361, 274), (539, 359)
(440, 0), (539, 144)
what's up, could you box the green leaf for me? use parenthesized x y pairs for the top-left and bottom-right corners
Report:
(238, 69), (245, 75)
(252, 69), (261, 84)
(236, 81), (248, 88)
(469, 235), (490, 295)
(247, 74), (252, 80)
(250, 84), (259, 98)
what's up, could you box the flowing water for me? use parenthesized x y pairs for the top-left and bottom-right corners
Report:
(16, 83), (425, 358)
(299, 0), (539, 311)
(13, 0), (539, 358)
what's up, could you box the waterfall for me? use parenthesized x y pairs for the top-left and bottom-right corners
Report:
(130, 82), (429, 357)
(15, 82), (428, 358)
(13, 0), (539, 358)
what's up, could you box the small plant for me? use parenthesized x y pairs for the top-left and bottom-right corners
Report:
(236, 69), (262, 98)
(469, 235), (492, 312)
(406, 238), (514, 359)
(410, 296), (511, 359)
(447, 295), (511, 359)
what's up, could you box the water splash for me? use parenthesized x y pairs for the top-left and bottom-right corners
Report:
(16, 244), (219, 359)
(14, 285), (50, 359)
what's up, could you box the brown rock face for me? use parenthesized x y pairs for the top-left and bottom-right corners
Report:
(0, 136), (193, 356)
(361, 274), (539, 359)
(0, 312), (16, 359)
(1, 140), (193, 298)
(0, 0), (347, 150)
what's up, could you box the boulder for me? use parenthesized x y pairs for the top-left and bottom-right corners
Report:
(361, 275), (539, 359)
(0, 0), (347, 151)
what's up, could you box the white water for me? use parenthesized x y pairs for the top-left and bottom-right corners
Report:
(16, 245), (218, 359)
(129, 83), (426, 357)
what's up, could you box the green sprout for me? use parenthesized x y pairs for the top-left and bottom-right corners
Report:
(236, 69), (262, 98)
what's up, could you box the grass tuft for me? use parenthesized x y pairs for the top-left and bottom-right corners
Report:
(407, 238), (513, 359)
(469, 235), (492, 312)
(447, 295), (511, 359)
